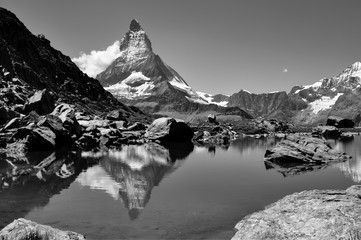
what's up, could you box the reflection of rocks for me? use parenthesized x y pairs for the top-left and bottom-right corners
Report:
(0, 218), (85, 240)
(79, 142), (193, 220)
(264, 134), (351, 176)
(0, 150), (97, 228)
(232, 185), (361, 240)
(265, 161), (330, 177)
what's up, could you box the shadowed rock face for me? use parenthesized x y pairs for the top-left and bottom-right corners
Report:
(0, 7), (143, 119)
(232, 185), (361, 240)
(228, 90), (307, 121)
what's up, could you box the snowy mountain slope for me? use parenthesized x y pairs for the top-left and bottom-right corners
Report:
(291, 62), (361, 125)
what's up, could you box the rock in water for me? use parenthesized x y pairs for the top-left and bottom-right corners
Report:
(145, 117), (193, 142)
(326, 116), (355, 128)
(0, 218), (85, 240)
(51, 104), (81, 137)
(23, 89), (55, 115)
(232, 185), (361, 240)
(264, 134), (351, 164)
(312, 125), (341, 138)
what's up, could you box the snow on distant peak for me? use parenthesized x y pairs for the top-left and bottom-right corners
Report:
(294, 80), (323, 94)
(309, 93), (343, 114)
(196, 91), (229, 107)
(241, 89), (252, 94)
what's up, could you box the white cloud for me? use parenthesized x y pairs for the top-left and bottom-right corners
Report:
(72, 41), (121, 78)
(283, 68), (288, 73)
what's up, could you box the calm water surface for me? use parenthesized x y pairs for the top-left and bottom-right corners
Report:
(1, 136), (360, 239)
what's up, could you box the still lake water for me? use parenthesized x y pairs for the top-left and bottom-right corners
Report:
(1, 136), (360, 239)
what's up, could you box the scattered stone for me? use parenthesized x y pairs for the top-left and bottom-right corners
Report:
(232, 185), (361, 240)
(265, 134), (351, 164)
(0, 106), (20, 125)
(37, 114), (70, 145)
(207, 114), (217, 124)
(51, 104), (81, 137)
(3, 117), (21, 130)
(125, 122), (146, 131)
(22, 89), (55, 115)
(145, 117), (194, 142)
(106, 109), (127, 121)
(312, 125), (340, 139)
(25, 126), (56, 151)
(0, 218), (85, 240)
(326, 116), (355, 128)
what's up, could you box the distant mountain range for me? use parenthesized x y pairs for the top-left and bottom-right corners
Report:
(91, 19), (361, 125)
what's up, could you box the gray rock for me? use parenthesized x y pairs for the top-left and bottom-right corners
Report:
(312, 125), (341, 138)
(265, 134), (351, 164)
(51, 104), (81, 137)
(0, 106), (20, 125)
(145, 117), (193, 142)
(23, 89), (55, 115)
(25, 126), (56, 151)
(0, 218), (85, 240)
(326, 116), (355, 128)
(232, 185), (361, 240)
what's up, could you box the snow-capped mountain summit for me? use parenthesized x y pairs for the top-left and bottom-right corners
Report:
(96, 19), (252, 120)
(97, 19), (202, 101)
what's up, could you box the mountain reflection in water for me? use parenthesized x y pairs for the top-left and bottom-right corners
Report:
(77, 142), (194, 220)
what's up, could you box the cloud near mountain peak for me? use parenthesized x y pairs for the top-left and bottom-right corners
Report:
(72, 41), (121, 78)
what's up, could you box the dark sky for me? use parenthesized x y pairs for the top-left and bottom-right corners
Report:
(3, 0), (361, 94)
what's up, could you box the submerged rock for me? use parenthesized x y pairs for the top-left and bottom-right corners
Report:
(232, 185), (361, 240)
(0, 218), (85, 240)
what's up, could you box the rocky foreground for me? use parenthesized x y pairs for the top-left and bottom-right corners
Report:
(0, 218), (85, 240)
(232, 185), (361, 240)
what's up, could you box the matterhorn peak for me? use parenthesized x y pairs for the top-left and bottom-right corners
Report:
(129, 19), (142, 32)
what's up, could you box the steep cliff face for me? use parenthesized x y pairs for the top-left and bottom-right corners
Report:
(227, 90), (307, 120)
(0, 7), (142, 119)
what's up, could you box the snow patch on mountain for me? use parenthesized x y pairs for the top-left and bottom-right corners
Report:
(294, 80), (323, 94)
(197, 91), (229, 107)
(309, 93), (343, 114)
(105, 80), (155, 99)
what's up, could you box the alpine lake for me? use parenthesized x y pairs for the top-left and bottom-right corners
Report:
(0, 135), (360, 239)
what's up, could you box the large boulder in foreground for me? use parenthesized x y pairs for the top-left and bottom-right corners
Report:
(265, 134), (351, 164)
(51, 103), (81, 137)
(145, 117), (194, 142)
(326, 116), (355, 128)
(232, 185), (361, 240)
(0, 218), (85, 240)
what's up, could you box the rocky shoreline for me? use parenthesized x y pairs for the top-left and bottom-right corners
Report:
(232, 185), (361, 240)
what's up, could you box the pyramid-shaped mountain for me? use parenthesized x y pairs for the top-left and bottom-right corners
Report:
(0, 7), (139, 118)
(97, 19), (252, 120)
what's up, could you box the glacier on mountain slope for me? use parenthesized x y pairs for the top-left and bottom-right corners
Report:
(309, 93), (343, 114)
